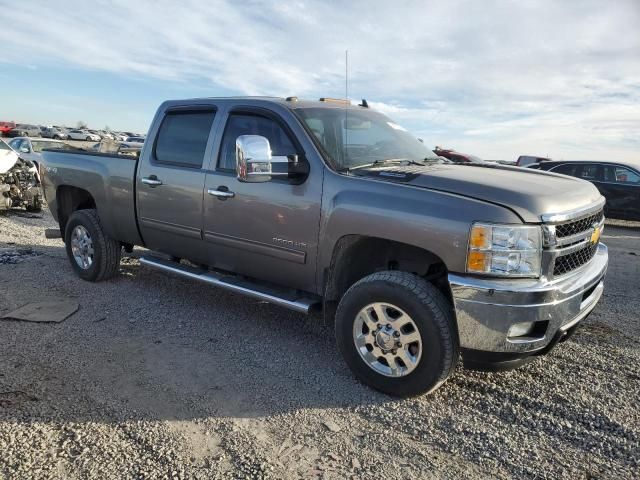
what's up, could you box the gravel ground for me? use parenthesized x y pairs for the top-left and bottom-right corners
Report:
(0, 208), (638, 479)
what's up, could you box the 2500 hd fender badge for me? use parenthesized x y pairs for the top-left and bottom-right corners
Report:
(272, 237), (307, 250)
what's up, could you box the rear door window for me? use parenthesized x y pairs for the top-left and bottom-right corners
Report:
(154, 110), (216, 168)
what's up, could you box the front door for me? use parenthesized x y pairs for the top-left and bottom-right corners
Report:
(136, 107), (217, 263)
(203, 109), (322, 293)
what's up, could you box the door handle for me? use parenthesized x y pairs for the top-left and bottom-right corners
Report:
(141, 176), (163, 187)
(207, 186), (235, 199)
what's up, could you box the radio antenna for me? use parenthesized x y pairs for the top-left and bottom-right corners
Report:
(345, 49), (349, 102)
(344, 49), (348, 166)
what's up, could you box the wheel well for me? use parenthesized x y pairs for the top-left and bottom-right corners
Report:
(56, 186), (96, 235)
(323, 235), (450, 319)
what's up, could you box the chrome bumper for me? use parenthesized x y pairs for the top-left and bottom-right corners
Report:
(448, 243), (608, 354)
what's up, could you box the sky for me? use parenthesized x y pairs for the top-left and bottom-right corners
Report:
(0, 0), (638, 161)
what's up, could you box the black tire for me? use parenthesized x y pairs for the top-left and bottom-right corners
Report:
(85, 136), (91, 141)
(64, 209), (121, 282)
(335, 271), (459, 397)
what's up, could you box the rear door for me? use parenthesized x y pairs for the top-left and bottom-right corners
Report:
(136, 106), (218, 263)
(598, 164), (640, 220)
(202, 106), (322, 293)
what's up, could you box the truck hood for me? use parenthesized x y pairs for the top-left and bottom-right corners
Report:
(355, 162), (603, 222)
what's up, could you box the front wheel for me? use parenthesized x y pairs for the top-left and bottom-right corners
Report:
(335, 271), (459, 397)
(64, 209), (121, 281)
(85, 136), (91, 141)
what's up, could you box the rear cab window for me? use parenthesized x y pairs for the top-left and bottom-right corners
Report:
(154, 109), (216, 168)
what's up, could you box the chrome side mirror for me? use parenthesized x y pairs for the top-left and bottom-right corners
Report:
(236, 135), (273, 183)
(236, 134), (310, 184)
(20, 147), (30, 153)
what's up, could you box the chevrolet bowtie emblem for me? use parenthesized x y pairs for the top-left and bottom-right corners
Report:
(591, 225), (601, 244)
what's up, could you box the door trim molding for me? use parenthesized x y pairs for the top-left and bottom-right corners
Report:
(140, 217), (202, 239)
(204, 230), (306, 264)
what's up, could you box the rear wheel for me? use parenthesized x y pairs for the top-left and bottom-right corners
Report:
(335, 271), (459, 397)
(64, 209), (121, 281)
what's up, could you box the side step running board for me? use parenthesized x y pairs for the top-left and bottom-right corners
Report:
(139, 256), (320, 314)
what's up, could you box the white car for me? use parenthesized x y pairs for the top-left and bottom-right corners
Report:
(0, 139), (20, 174)
(67, 130), (101, 141)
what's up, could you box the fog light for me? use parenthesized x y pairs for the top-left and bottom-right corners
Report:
(508, 322), (535, 338)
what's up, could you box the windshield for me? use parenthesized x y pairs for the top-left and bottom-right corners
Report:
(294, 107), (440, 170)
(0, 140), (11, 151)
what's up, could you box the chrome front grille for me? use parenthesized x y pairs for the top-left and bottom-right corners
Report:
(553, 242), (599, 276)
(555, 210), (604, 239)
(542, 200), (605, 278)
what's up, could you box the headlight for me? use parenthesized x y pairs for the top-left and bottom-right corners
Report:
(467, 223), (542, 277)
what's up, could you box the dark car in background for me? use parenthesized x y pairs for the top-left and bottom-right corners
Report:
(5, 124), (41, 138)
(532, 160), (640, 221)
(433, 146), (484, 163)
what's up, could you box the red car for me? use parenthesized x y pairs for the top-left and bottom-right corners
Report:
(0, 121), (15, 136)
(433, 146), (484, 163)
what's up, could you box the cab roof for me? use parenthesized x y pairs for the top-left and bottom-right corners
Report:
(161, 96), (372, 111)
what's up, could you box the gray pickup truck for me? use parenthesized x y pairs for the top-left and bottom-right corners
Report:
(41, 97), (608, 396)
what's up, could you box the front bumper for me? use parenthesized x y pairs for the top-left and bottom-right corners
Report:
(449, 243), (608, 365)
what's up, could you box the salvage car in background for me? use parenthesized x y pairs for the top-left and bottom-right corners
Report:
(517, 155), (551, 167)
(5, 124), (41, 138)
(0, 121), (16, 136)
(8, 137), (72, 171)
(99, 131), (115, 140)
(117, 136), (144, 155)
(0, 139), (43, 212)
(67, 130), (101, 141)
(41, 127), (69, 140)
(433, 146), (484, 163)
(531, 160), (640, 221)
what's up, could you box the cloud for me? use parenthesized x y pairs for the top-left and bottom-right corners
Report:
(1, 0), (638, 160)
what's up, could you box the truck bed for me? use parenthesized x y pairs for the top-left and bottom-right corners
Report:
(40, 149), (142, 246)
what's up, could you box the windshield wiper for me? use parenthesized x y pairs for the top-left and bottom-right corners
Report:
(346, 158), (424, 171)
